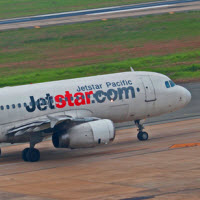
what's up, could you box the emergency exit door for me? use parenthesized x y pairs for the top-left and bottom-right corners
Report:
(140, 76), (156, 102)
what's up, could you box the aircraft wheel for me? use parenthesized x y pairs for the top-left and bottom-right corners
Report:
(22, 148), (30, 161)
(26, 148), (40, 162)
(23, 148), (40, 162)
(137, 131), (148, 141)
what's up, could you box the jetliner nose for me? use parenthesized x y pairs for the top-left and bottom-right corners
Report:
(180, 86), (191, 106)
(184, 88), (191, 105)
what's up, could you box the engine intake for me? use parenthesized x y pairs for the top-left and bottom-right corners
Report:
(52, 119), (115, 149)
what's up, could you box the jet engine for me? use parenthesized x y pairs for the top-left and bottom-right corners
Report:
(52, 119), (115, 149)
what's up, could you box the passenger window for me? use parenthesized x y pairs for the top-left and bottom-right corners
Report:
(1, 106), (4, 110)
(18, 103), (21, 108)
(169, 80), (176, 87)
(165, 81), (170, 88)
(6, 105), (10, 110)
(12, 104), (15, 109)
(137, 88), (140, 92)
(24, 103), (27, 107)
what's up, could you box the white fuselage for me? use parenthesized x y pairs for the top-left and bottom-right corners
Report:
(0, 71), (191, 143)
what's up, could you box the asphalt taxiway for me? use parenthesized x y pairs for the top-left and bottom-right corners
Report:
(0, 82), (199, 199)
(0, 0), (200, 30)
(0, 118), (200, 199)
(0, 76), (199, 200)
(0, 83), (200, 200)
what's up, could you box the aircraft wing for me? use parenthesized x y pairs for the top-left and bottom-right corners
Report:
(7, 114), (99, 137)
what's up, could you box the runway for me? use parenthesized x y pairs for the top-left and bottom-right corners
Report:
(0, 0), (200, 30)
(0, 118), (200, 199)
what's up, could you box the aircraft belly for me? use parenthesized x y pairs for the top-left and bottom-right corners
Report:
(109, 104), (129, 122)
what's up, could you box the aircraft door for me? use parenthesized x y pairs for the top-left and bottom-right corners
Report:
(140, 76), (156, 102)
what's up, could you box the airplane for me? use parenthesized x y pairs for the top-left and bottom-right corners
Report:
(0, 70), (191, 162)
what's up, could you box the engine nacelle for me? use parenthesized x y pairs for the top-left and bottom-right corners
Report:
(52, 119), (115, 149)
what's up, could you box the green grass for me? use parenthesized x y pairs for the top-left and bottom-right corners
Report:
(0, 0), (162, 19)
(0, 11), (200, 64)
(0, 50), (200, 87)
(0, 11), (200, 87)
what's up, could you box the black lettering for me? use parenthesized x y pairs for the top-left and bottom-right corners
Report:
(77, 86), (81, 92)
(128, 80), (132, 85)
(93, 90), (106, 103)
(45, 93), (55, 109)
(107, 89), (118, 101)
(118, 86), (135, 100)
(26, 96), (36, 112)
(36, 98), (47, 111)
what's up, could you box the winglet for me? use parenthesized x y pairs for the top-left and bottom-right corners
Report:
(130, 67), (134, 72)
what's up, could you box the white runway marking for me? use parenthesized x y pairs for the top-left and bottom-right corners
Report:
(0, 162), (24, 167)
(87, 5), (173, 15)
(0, 6), (121, 22)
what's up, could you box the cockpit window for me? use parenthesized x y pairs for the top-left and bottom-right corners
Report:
(165, 81), (170, 88)
(169, 80), (176, 87)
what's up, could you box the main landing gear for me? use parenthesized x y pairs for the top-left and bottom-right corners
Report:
(135, 120), (149, 141)
(0, 146), (40, 161)
(22, 147), (40, 162)
(22, 135), (42, 162)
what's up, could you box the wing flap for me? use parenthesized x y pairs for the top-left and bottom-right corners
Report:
(47, 115), (72, 128)
(7, 114), (99, 137)
(7, 120), (50, 135)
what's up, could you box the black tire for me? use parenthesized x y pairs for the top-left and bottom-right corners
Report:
(26, 148), (40, 162)
(137, 131), (148, 141)
(22, 148), (30, 161)
(137, 132), (142, 140)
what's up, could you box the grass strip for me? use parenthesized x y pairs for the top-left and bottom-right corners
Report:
(0, 50), (199, 87)
(0, 11), (200, 86)
(0, 11), (200, 65)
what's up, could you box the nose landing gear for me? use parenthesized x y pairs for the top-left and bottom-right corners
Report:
(137, 131), (149, 141)
(135, 120), (149, 141)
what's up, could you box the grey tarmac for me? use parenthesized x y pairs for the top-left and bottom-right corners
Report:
(0, 118), (199, 199)
(0, 82), (199, 199)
